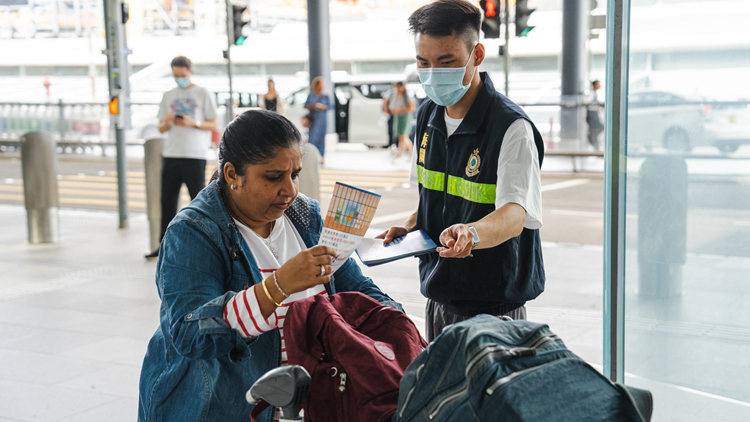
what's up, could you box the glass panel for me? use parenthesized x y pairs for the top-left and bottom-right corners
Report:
(621, 1), (750, 420)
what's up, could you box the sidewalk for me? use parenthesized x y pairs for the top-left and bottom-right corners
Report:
(1, 205), (749, 421)
(1, 143), (749, 421)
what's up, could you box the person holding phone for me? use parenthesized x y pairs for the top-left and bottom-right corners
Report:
(146, 56), (219, 260)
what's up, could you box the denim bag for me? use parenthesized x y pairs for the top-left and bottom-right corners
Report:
(395, 315), (652, 422)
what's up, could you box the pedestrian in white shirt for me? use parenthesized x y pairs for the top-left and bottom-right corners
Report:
(146, 56), (218, 260)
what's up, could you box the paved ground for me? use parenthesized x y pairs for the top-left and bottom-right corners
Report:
(1, 146), (749, 421)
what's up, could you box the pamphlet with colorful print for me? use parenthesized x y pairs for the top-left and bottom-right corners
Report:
(320, 183), (381, 271)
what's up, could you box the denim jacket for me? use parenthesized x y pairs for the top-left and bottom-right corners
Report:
(138, 181), (400, 422)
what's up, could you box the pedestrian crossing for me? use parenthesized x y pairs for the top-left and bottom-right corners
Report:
(0, 168), (411, 213)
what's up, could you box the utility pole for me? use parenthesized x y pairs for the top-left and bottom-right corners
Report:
(224, 0), (235, 122)
(503, 0), (510, 96)
(103, 0), (131, 229)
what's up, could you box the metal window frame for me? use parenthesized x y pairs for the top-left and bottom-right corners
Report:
(603, 0), (631, 384)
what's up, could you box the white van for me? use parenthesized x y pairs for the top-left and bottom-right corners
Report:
(284, 74), (423, 147)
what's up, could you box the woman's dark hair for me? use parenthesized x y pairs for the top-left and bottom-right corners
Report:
(407, 0), (481, 52)
(211, 110), (302, 192)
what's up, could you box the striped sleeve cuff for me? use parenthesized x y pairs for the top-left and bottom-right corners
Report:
(223, 287), (278, 339)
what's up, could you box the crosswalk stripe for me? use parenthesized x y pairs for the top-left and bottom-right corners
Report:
(67, 175), (410, 185)
(107, 170), (411, 179)
(0, 193), (148, 208)
(7, 177), (408, 190)
(0, 185), (154, 199)
(541, 179), (591, 192)
(320, 170), (410, 177)
(60, 197), (147, 208)
(59, 175), (146, 183)
(1, 169), (414, 212)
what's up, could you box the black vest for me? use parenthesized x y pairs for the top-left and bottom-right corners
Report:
(415, 73), (545, 316)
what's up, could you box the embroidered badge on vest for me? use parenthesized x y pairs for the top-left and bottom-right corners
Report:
(465, 148), (481, 177)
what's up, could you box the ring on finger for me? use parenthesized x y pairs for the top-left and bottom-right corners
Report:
(319, 265), (325, 277)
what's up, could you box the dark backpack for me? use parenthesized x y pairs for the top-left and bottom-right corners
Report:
(284, 292), (428, 422)
(395, 315), (653, 422)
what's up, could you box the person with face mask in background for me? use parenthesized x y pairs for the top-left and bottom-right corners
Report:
(378, 0), (546, 341)
(145, 56), (219, 260)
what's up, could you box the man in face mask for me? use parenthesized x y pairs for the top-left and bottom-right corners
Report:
(146, 56), (219, 260)
(378, 0), (546, 340)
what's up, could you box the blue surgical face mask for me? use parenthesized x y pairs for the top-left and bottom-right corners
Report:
(416, 45), (478, 107)
(175, 77), (191, 89)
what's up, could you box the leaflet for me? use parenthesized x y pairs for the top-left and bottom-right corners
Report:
(319, 182), (381, 271)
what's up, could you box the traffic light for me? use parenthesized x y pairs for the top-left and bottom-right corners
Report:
(232, 5), (248, 45)
(515, 0), (536, 37)
(480, 0), (501, 39)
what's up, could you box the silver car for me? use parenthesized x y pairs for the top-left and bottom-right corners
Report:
(627, 90), (708, 152)
(628, 90), (750, 153)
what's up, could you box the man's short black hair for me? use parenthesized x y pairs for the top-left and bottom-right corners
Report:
(171, 56), (192, 71)
(408, 0), (481, 51)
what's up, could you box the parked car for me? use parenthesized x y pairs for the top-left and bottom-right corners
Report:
(627, 90), (708, 152)
(284, 75), (423, 147)
(627, 90), (750, 153)
(703, 101), (750, 153)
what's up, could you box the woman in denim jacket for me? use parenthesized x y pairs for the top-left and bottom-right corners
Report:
(138, 110), (401, 422)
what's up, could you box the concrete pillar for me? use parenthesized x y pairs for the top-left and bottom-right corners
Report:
(560, 0), (590, 150)
(307, 0), (333, 132)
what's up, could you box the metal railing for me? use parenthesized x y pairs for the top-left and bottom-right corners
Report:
(0, 100), (230, 156)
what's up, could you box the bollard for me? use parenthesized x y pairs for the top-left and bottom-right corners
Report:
(20, 131), (60, 243)
(299, 143), (321, 202)
(637, 155), (688, 297)
(144, 137), (165, 252)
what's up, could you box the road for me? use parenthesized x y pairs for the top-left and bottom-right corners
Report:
(0, 157), (602, 242)
(2, 156), (749, 258)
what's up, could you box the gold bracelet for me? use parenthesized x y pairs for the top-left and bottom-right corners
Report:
(261, 278), (282, 307)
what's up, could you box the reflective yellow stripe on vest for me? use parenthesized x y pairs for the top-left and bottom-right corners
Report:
(447, 176), (496, 204)
(416, 165), (445, 192)
(417, 166), (496, 204)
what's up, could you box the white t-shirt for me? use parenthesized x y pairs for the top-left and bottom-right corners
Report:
(157, 85), (218, 160)
(410, 114), (543, 229)
(224, 215), (326, 364)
